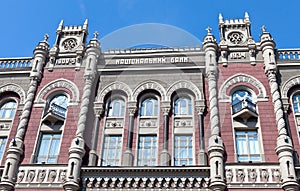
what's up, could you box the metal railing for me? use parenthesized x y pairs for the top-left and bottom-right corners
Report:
(50, 103), (67, 119)
(232, 99), (256, 114)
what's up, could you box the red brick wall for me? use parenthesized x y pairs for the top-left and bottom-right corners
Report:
(22, 68), (85, 164)
(218, 63), (279, 163)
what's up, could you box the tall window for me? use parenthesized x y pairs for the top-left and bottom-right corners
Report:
(0, 101), (17, 119)
(140, 97), (158, 116)
(0, 137), (7, 160)
(235, 131), (260, 162)
(48, 94), (69, 118)
(101, 135), (122, 166)
(107, 98), (125, 117)
(292, 93), (300, 113)
(174, 97), (192, 115)
(174, 135), (193, 166)
(36, 133), (61, 163)
(137, 136), (157, 166)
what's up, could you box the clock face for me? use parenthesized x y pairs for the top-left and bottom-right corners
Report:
(50, 95), (69, 109)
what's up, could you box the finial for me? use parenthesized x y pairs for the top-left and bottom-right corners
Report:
(261, 25), (267, 33)
(57, 20), (64, 31)
(83, 19), (88, 30)
(206, 27), (212, 35)
(93, 31), (99, 39)
(219, 13), (224, 23)
(44, 34), (49, 42)
(244, 12), (250, 21)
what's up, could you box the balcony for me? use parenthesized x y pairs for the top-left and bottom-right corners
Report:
(232, 99), (257, 119)
(42, 103), (66, 123)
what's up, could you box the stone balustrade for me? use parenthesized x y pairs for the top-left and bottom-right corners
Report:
(15, 164), (67, 189)
(0, 57), (32, 69)
(277, 49), (300, 60)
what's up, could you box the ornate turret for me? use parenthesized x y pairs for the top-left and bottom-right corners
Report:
(219, 12), (257, 66)
(63, 32), (101, 191)
(48, 19), (88, 71)
(203, 28), (226, 191)
(260, 27), (299, 191)
(0, 35), (49, 191)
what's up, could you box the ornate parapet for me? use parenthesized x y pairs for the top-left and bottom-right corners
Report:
(15, 164), (67, 189)
(81, 166), (210, 190)
(225, 163), (281, 189)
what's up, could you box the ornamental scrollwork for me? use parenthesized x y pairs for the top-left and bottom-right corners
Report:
(228, 32), (244, 44)
(62, 38), (78, 51)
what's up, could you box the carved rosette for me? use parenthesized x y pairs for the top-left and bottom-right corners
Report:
(62, 38), (78, 51)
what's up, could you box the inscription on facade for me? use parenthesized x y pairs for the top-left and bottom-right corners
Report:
(56, 58), (76, 65)
(115, 56), (189, 65)
(230, 52), (246, 59)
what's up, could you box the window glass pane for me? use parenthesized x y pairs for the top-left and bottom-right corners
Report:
(141, 98), (158, 116)
(36, 133), (61, 163)
(0, 101), (17, 119)
(108, 99), (125, 117)
(101, 135), (122, 166)
(232, 90), (252, 105)
(292, 94), (300, 113)
(174, 97), (192, 115)
(235, 131), (260, 162)
(174, 135), (193, 166)
(137, 136), (157, 166)
(49, 95), (69, 118)
(0, 137), (7, 160)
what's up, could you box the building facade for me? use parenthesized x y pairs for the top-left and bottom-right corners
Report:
(0, 13), (298, 190)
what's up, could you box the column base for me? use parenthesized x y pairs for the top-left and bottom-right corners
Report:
(122, 150), (134, 166)
(198, 150), (207, 165)
(88, 150), (98, 166)
(160, 150), (171, 166)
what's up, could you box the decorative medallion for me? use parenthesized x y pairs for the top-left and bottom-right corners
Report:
(228, 32), (244, 44)
(62, 38), (78, 51)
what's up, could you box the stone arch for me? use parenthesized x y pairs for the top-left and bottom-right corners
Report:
(132, 80), (166, 102)
(166, 80), (202, 101)
(97, 82), (132, 103)
(281, 76), (300, 99)
(219, 73), (267, 101)
(35, 78), (80, 104)
(0, 83), (26, 104)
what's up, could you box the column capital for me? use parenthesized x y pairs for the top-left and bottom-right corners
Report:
(128, 101), (137, 116)
(161, 101), (171, 116)
(94, 102), (104, 117)
(195, 100), (206, 115)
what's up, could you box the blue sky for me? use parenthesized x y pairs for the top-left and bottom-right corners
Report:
(0, 0), (299, 57)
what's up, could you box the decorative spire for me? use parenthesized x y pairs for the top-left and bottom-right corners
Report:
(57, 20), (64, 31)
(219, 13), (224, 23)
(206, 27), (212, 35)
(244, 12), (250, 22)
(261, 25), (267, 33)
(83, 19), (88, 30)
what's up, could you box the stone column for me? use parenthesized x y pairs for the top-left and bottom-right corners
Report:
(260, 28), (298, 191)
(160, 102), (171, 166)
(122, 101), (137, 166)
(63, 33), (100, 191)
(88, 103), (104, 166)
(196, 103), (207, 165)
(0, 35), (49, 191)
(203, 28), (226, 191)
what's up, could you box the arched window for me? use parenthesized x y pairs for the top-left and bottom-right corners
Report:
(36, 93), (69, 164)
(48, 94), (69, 118)
(174, 97), (192, 115)
(231, 88), (262, 162)
(140, 97), (158, 116)
(231, 90), (256, 114)
(107, 98), (125, 117)
(292, 93), (300, 113)
(0, 100), (17, 119)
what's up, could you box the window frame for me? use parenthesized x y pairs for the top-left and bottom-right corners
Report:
(137, 135), (158, 166)
(106, 97), (126, 118)
(0, 98), (18, 120)
(101, 135), (123, 166)
(173, 134), (193, 166)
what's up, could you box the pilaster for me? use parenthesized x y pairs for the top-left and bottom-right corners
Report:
(0, 36), (49, 191)
(260, 28), (299, 191)
(203, 28), (226, 191)
(64, 32), (100, 191)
